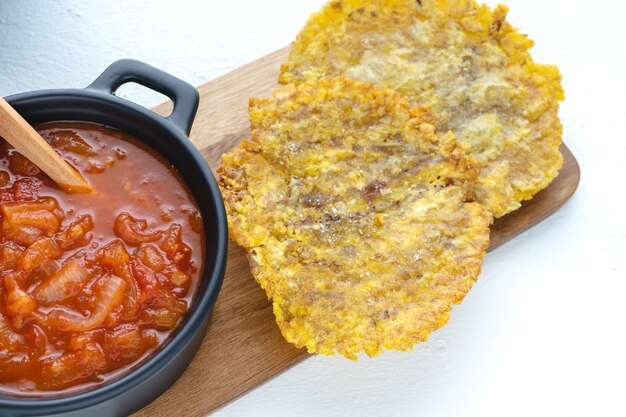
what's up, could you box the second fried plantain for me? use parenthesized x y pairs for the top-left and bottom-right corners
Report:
(280, 0), (564, 217)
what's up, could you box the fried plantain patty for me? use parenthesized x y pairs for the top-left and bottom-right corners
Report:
(219, 77), (491, 358)
(280, 0), (564, 217)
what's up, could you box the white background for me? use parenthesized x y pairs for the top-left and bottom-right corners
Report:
(1, 1), (625, 416)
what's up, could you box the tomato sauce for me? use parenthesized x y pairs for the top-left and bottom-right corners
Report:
(0, 122), (204, 395)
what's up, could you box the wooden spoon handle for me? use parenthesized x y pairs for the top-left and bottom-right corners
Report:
(0, 97), (92, 193)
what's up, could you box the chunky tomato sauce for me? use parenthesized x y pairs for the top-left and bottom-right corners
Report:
(0, 122), (204, 394)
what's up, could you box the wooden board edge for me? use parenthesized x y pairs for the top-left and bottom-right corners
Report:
(489, 143), (580, 250)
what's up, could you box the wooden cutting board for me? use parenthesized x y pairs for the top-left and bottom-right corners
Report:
(134, 47), (580, 417)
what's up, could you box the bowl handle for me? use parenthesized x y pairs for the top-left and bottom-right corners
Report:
(86, 59), (199, 135)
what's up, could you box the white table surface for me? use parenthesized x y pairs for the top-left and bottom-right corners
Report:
(1, 1), (625, 416)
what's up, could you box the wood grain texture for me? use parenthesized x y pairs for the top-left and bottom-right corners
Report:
(135, 46), (580, 417)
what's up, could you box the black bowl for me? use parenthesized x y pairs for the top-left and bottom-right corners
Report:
(0, 60), (228, 416)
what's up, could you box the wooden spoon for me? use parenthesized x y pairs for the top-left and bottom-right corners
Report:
(0, 97), (93, 193)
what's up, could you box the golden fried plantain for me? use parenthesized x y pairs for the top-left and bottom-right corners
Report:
(280, 0), (564, 217)
(218, 77), (491, 359)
